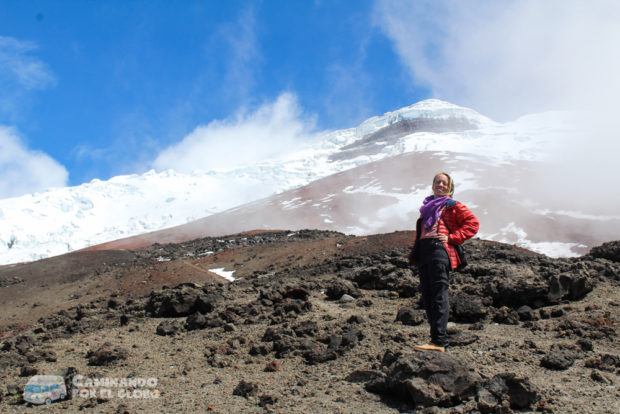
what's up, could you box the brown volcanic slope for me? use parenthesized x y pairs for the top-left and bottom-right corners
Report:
(85, 151), (620, 256)
(0, 230), (413, 332)
(0, 230), (619, 413)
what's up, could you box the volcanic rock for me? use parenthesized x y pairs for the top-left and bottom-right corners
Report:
(395, 307), (425, 326)
(233, 380), (258, 398)
(155, 320), (183, 336)
(87, 342), (128, 366)
(451, 292), (489, 322)
(589, 241), (620, 263)
(366, 350), (481, 407)
(540, 344), (582, 370)
(477, 373), (538, 412)
(325, 279), (361, 300)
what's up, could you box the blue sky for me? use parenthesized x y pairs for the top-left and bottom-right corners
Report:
(1, 1), (619, 198)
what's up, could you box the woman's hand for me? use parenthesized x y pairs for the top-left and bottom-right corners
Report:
(438, 233), (449, 243)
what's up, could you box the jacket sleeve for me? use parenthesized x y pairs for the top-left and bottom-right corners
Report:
(448, 203), (479, 245)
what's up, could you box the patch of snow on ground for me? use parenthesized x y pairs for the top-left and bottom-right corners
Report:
(208, 268), (235, 281)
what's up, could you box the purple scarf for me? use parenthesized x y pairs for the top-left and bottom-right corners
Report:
(419, 195), (450, 229)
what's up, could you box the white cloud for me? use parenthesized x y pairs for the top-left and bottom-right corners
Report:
(0, 126), (68, 198)
(0, 36), (57, 120)
(374, 0), (620, 121)
(152, 92), (321, 172)
(375, 0), (620, 212)
(0, 36), (56, 90)
(220, 6), (260, 103)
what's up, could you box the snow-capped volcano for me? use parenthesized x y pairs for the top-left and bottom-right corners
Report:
(0, 99), (614, 264)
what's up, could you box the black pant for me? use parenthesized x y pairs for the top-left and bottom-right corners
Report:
(416, 238), (451, 347)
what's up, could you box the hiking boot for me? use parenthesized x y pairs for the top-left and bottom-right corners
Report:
(414, 343), (446, 352)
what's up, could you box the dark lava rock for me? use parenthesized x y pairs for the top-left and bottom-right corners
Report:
(477, 373), (538, 412)
(325, 279), (361, 300)
(451, 292), (489, 322)
(345, 370), (382, 383)
(577, 338), (593, 352)
(448, 331), (479, 347)
(395, 307), (425, 326)
(304, 328), (364, 364)
(366, 350), (481, 408)
(292, 320), (318, 337)
(540, 344), (581, 370)
(517, 305), (536, 321)
(491, 265), (549, 308)
(258, 394), (277, 407)
(273, 298), (312, 316)
(584, 354), (620, 372)
(249, 343), (272, 356)
(590, 241), (620, 263)
(548, 272), (593, 303)
(155, 320), (183, 336)
(493, 306), (520, 325)
(185, 312), (208, 331)
(146, 284), (223, 317)
(195, 293), (223, 313)
(0, 276), (24, 288)
(352, 266), (418, 297)
(590, 370), (613, 384)
(264, 360), (279, 372)
(18, 366), (38, 377)
(14, 335), (35, 355)
(346, 315), (366, 324)
(282, 286), (310, 301)
(87, 342), (128, 366)
(233, 380), (258, 398)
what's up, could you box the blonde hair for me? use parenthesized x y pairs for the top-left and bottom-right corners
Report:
(433, 172), (454, 196)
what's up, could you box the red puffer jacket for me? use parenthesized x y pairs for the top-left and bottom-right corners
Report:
(409, 199), (480, 269)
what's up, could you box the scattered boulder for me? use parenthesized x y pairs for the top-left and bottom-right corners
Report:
(146, 284), (223, 317)
(493, 307), (520, 325)
(155, 320), (184, 336)
(495, 265), (548, 307)
(540, 344), (581, 370)
(548, 273), (593, 303)
(395, 307), (425, 326)
(233, 380), (258, 398)
(366, 350), (481, 408)
(185, 312), (208, 331)
(584, 354), (620, 372)
(18, 366), (37, 377)
(477, 373), (538, 412)
(304, 328), (364, 364)
(589, 241), (620, 263)
(13, 336), (35, 355)
(87, 343), (128, 366)
(352, 266), (418, 297)
(264, 360), (279, 372)
(590, 370), (613, 384)
(325, 279), (361, 300)
(451, 293), (489, 322)
(347, 315), (366, 324)
(517, 305), (536, 321)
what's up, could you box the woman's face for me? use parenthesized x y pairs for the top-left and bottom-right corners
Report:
(432, 174), (450, 197)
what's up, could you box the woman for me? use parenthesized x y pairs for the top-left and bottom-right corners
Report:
(409, 172), (479, 352)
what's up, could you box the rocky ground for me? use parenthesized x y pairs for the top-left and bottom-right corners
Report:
(0, 230), (618, 413)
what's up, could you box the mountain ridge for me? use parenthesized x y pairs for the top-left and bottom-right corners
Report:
(0, 99), (614, 264)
